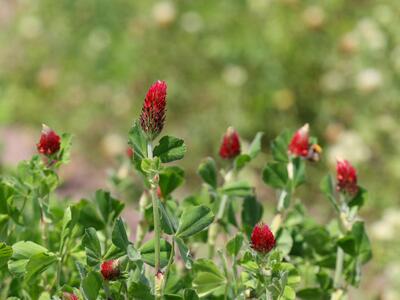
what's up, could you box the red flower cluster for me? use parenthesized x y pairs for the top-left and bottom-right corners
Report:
(100, 260), (121, 281)
(288, 124), (322, 161)
(251, 223), (276, 254)
(140, 80), (167, 140)
(37, 125), (61, 156)
(336, 159), (359, 195)
(219, 127), (241, 159)
(63, 292), (78, 300)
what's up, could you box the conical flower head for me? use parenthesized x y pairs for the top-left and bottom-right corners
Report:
(219, 127), (241, 159)
(140, 80), (167, 140)
(100, 259), (121, 281)
(251, 223), (276, 254)
(36, 124), (61, 156)
(336, 159), (359, 195)
(288, 124), (310, 157)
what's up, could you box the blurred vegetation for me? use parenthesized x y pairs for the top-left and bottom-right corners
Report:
(1, 0), (400, 298)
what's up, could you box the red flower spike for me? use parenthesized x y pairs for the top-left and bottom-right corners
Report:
(37, 124), (61, 156)
(140, 80), (167, 140)
(101, 259), (121, 281)
(336, 159), (359, 195)
(219, 127), (241, 159)
(251, 223), (276, 254)
(288, 124), (310, 157)
(63, 292), (78, 300)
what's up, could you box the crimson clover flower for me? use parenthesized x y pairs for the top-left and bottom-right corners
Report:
(251, 223), (276, 254)
(140, 80), (167, 141)
(101, 259), (121, 281)
(36, 124), (61, 156)
(336, 159), (359, 195)
(288, 124), (322, 161)
(219, 127), (241, 159)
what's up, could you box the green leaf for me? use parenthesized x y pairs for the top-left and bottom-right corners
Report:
(153, 136), (186, 163)
(112, 217), (130, 251)
(76, 199), (105, 230)
(58, 133), (73, 165)
(176, 205), (214, 239)
(0, 242), (12, 268)
(248, 132), (264, 158)
(241, 196), (263, 237)
(320, 175), (340, 212)
(82, 228), (102, 266)
(81, 271), (102, 300)
(233, 154), (251, 172)
(127, 244), (141, 262)
(0, 214), (9, 240)
(351, 221), (372, 263)
(25, 252), (57, 282)
(8, 241), (48, 276)
(291, 157), (305, 188)
(159, 200), (179, 235)
(128, 281), (153, 300)
(139, 238), (172, 268)
(220, 181), (253, 197)
(348, 187), (367, 208)
(184, 289), (199, 300)
(262, 162), (288, 189)
(159, 166), (185, 197)
(226, 233), (244, 257)
(128, 121), (148, 161)
(192, 259), (226, 297)
(95, 190), (124, 224)
(197, 157), (218, 189)
(271, 130), (291, 163)
(60, 206), (80, 251)
(175, 236), (193, 269)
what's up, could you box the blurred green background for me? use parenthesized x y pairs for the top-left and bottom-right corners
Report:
(1, 0), (399, 299)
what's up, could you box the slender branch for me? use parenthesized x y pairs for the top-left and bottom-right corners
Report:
(333, 247), (344, 289)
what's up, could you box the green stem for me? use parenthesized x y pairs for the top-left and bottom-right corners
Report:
(163, 239), (175, 293)
(147, 142), (162, 300)
(333, 247), (344, 289)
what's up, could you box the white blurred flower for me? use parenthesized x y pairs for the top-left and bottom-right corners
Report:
(320, 70), (346, 93)
(19, 15), (42, 39)
(222, 65), (248, 87)
(302, 6), (325, 30)
(355, 68), (383, 94)
(327, 131), (371, 165)
(101, 134), (126, 158)
(152, 1), (176, 27)
(356, 18), (386, 51)
(371, 209), (400, 241)
(181, 12), (203, 33)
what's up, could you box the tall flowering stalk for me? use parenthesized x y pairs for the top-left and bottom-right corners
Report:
(140, 80), (167, 299)
(208, 127), (241, 258)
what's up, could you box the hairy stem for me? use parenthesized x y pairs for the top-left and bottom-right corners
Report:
(147, 142), (162, 300)
(333, 247), (344, 289)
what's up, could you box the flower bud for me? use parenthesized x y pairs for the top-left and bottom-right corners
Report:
(288, 124), (310, 157)
(288, 124), (322, 161)
(140, 80), (167, 141)
(36, 124), (61, 156)
(63, 292), (78, 300)
(251, 223), (276, 254)
(219, 127), (241, 159)
(100, 259), (121, 281)
(126, 147), (134, 158)
(336, 159), (359, 195)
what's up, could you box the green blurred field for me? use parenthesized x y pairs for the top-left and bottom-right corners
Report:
(1, 0), (400, 298)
